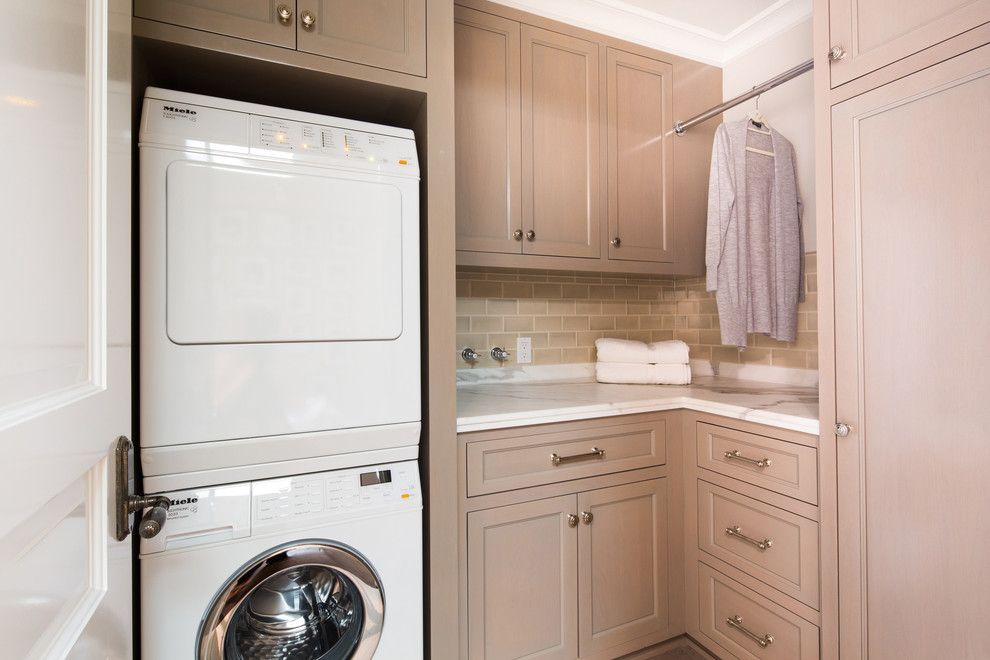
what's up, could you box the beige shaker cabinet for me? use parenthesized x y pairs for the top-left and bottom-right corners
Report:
(825, 0), (990, 87)
(605, 48), (674, 265)
(453, 7), (523, 255)
(466, 479), (670, 660)
(134, 0), (297, 48)
(829, 43), (990, 659)
(520, 26), (602, 259)
(577, 479), (670, 658)
(296, 0), (426, 76)
(135, 0), (427, 75)
(466, 495), (579, 660)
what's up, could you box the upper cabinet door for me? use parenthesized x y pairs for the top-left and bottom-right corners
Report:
(467, 495), (579, 660)
(134, 0), (297, 48)
(296, 0), (426, 75)
(827, 0), (990, 87)
(521, 26), (602, 259)
(605, 48), (674, 264)
(578, 479), (669, 657)
(454, 7), (522, 254)
(831, 45), (990, 658)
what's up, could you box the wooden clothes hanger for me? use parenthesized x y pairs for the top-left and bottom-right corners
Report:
(745, 91), (774, 157)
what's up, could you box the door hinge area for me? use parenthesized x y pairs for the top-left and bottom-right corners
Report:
(113, 436), (171, 542)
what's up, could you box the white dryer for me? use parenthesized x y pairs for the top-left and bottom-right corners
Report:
(140, 460), (422, 659)
(138, 89), (421, 489)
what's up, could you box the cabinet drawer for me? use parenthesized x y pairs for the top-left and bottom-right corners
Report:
(698, 563), (819, 660)
(698, 481), (819, 609)
(696, 422), (818, 504)
(466, 419), (666, 496)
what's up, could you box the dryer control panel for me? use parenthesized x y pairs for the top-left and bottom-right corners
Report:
(139, 460), (420, 555)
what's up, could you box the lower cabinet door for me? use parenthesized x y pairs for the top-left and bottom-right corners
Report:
(467, 495), (579, 660)
(577, 479), (669, 657)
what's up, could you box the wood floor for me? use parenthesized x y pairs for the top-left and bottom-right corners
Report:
(645, 648), (709, 660)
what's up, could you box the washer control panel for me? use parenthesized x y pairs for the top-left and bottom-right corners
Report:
(252, 460), (421, 531)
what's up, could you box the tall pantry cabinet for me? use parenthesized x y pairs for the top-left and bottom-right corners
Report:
(815, 2), (990, 658)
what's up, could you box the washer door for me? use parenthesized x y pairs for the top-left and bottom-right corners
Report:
(198, 541), (384, 660)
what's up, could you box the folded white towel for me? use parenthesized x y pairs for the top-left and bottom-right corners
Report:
(594, 338), (690, 365)
(596, 362), (692, 385)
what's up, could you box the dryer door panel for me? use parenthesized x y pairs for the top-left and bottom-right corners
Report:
(166, 161), (404, 344)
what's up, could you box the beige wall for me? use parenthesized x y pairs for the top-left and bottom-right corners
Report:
(456, 254), (817, 370)
(722, 17), (816, 251)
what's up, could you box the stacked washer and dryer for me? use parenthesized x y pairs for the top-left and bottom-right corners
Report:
(137, 88), (423, 659)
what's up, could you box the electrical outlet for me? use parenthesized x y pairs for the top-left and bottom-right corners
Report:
(516, 336), (532, 364)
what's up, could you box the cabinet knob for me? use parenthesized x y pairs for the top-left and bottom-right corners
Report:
(828, 45), (846, 62)
(835, 422), (851, 437)
(610, 237), (621, 247)
(513, 229), (524, 241)
(580, 511), (594, 525)
(301, 10), (316, 29)
(567, 513), (579, 528)
(276, 4), (292, 24)
(525, 230), (535, 241)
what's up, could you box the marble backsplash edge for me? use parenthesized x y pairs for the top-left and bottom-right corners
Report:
(457, 360), (819, 388)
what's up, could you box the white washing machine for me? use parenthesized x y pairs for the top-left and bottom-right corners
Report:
(138, 89), (421, 491)
(140, 460), (422, 659)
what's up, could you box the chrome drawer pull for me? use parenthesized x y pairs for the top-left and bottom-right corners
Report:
(725, 525), (773, 551)
(724, 449), (772, 469)
(727, 615), (774, 648)
(550, 447), (605, 467)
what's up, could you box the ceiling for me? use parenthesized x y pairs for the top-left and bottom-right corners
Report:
(615, 0), (780, 36)
(488, 0), (812, 65)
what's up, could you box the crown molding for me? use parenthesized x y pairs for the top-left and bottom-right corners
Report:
(484, 0), (812, 66)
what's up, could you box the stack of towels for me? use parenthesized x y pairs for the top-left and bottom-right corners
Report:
(594, 338), (692, 385)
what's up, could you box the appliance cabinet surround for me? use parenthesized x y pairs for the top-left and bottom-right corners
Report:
(453, 0), (718, 275)
(134, 0), (427, 75)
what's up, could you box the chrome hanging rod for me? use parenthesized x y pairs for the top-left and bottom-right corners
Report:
(673, 58), (814, 135)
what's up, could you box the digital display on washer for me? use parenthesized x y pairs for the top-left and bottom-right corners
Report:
(360, 470), (392, 487)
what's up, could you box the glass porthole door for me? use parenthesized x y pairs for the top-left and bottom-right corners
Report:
(198, 541), (385, 659)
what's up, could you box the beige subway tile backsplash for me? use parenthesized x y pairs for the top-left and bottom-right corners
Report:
(455, 254), (818, 370)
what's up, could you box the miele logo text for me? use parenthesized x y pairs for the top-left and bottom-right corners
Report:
(163, 105), (196, 115)
(170, 497), (198, 506)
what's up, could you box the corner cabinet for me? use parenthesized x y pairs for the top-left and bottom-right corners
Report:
(454, 0), (718, 274)
(135, 0), (427, 76)
(825, 0), (989, 87)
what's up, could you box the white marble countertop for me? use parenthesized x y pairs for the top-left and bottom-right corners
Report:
(456, 375), (820, 436)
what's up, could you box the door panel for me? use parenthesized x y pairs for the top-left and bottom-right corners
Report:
(606, 48), (674, 263)
(578, 479), (668, 656)
(0, 0), (133, 656)
(467, 495), (578, 659)
(454, 7), (522, 254)
(832, 45), (990, 658)
(828, 0), (989, 87)
(297, 0), (426, 76)
(521, 26), (601, 259)
(135, 0), (296, 48)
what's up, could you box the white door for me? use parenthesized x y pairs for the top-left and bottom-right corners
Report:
(0, 0), (133, 657)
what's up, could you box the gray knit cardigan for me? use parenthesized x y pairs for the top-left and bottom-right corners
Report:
(705, 120), (804, 348)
